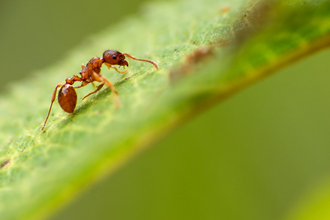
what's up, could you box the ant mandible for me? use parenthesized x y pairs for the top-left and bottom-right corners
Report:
(42, 50), (158, 130)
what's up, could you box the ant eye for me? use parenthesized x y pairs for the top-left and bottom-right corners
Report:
(112, 55), (117, 59)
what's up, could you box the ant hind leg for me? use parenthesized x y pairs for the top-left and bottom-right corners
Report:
(42, 84), (63, 130)
(74, 81), (88, 89)
(82, 83), (104, 100)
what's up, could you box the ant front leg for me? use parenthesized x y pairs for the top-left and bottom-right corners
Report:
(42, 84), (63, 130)
(104, 63), (128, 74)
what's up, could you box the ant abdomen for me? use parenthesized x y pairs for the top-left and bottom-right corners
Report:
(58, 84), (77, 113)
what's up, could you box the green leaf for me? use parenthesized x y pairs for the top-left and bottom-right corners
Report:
(286, 180), (330, 220)
(0, 0), (330, 219)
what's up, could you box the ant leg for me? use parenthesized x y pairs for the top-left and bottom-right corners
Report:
(92, 72), (120, 107)
(104, 63), (128, 74)
(42, 84), (63, 130)
(123, 53), (159, 70)
(81, 83), (104, 100)
(74, 81), (97, 95)
(111, 66), (128, 73)
(73, 81), (88, 89)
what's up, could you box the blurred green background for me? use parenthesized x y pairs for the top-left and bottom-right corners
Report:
(1, 0), (330, 220)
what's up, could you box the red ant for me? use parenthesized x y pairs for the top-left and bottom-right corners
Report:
(42, 50), (158, 130)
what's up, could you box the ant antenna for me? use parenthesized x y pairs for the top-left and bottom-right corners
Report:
(123, 53), (159, 70)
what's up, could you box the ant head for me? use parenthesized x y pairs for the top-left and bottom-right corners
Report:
(103, 50), (129, 67)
